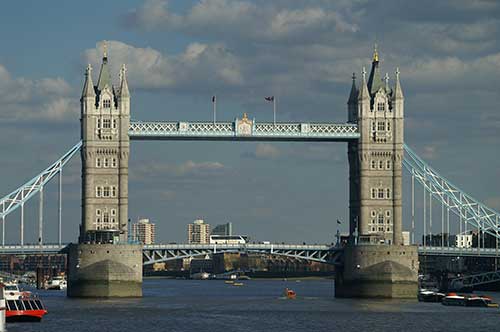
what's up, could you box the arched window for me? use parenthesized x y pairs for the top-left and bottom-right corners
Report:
(112, 158), (117, 168)
(96, 158), (101, 168)
(371, 160), (377, 169)
(103, 158), (109, 168)
(386, 160), (391, 169)
(379, 160), (384, 169)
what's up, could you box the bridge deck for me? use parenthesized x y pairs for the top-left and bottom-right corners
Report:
(129, 121), (359, 142)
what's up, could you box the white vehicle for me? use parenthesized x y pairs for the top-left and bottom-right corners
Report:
(209, 235), (248, 245)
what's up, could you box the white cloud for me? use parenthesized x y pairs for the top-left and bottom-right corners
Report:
(0, 64), (75, 122)
(83, 40), (243, 91)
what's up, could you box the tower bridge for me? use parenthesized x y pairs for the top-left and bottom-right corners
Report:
(1, 47), (500, 298)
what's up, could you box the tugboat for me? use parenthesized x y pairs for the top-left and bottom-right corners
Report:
(465, 295), (499, 308)
(3, 282), (48, 322)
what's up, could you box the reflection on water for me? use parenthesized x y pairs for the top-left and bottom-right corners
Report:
(8, 278), (500, 332)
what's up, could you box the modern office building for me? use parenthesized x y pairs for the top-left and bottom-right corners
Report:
(212, 222), (233, 236)
(132, 218), (156, 244)
(188, 219), (211, 244)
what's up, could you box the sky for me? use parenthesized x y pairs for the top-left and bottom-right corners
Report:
(0, 0), (499, 245)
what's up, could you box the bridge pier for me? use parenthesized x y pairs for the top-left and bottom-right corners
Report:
(67, 244), (142, 298)
(335, 244), (418, 298)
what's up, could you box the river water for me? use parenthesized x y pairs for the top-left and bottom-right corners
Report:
(8, 278), (500, 332)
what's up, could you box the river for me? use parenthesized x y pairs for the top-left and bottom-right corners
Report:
(8, 278), (500, 332)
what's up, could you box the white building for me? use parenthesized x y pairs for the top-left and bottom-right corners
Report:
(132, 218), (156, 244)
(188, 219), (211, 244)
(456, 234), (473, 248)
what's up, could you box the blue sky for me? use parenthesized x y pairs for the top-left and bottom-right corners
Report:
(1, 0), (500, 244)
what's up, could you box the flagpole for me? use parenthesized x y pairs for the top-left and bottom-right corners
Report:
(213, 95), (216, 124)
(273, 97), (276, 127)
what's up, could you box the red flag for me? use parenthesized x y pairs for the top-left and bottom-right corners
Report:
(264, 96), (274, 102)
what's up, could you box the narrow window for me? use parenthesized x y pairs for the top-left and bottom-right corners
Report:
(96, 158), (101, 168)
(371, 210), (377, 218)
(371, 121), (376, 131)
(371, 160), (376, 169)
(112, 158), (117, 168)
(378, 188), (384, 199)
(113, 119), (117, 129)
(386, 160), (391, 169)
(103, 212), (109, 223)
(111, 186), (116, 197)
(386, 188), (391, 199)
(387, 121), (391, 131)
(371, 188), (377, 199)
(96, 209), (101, 216)
(96, 118), (101, 129)
(386, 210), (391, 218)
(96, 186), (102, 198)
(111, 209), (116, 216)
(104, 158), (109, 168)
(379, 160), (384, 169)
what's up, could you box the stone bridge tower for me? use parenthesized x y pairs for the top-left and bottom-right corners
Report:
(80, 49), (130, 243)
(68, 46), (142, 298)
(338, 47), (418, 298)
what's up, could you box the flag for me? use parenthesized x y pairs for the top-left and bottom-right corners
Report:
(212, 95), (216, 103)
(264, 96), (274, 102)
(337, 219), (342, 224)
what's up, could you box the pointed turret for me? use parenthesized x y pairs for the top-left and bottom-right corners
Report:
(347, 73), (357, 105)
(97, 42), (111, 92)
(393, 68), (404, 100)
(81, 64), (96, 99)
(358, 67), (370, 102)
(119, 64), (130, 98)
(367, 44), (383, 95)
(384, 73), (390, 92)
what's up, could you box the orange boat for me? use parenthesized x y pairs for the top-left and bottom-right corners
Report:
(284, 288), (296, 299)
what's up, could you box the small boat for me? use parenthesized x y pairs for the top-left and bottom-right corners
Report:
(284, 288), (296, 299)
(232, 282), (244, 287)
(441, 293), (466, 306)
(224, 280), (234, 284)
(465, 295), (498, 308)
(3, 282), (48, 322)
(418, 289), (445, 302)
(45, 275), (67, 290)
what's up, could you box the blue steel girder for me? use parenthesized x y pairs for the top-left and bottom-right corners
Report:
(0, 141), (82, 219)
(403, 144), (500, 239)
(128, 120), (359, 142)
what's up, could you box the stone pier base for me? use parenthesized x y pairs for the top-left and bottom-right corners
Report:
(67, 244), (143, 298)
(335, 244), (419, 298)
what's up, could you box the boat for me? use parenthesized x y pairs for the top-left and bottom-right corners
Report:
(232, 282), (244, 286)
(284, 288), (296, 299)
(224, 280), (234, 284)
(418, 289), (445, 302)
(441, 293), (466, 306)
(465, 295), (498, 308)
(3, 282), (48, 322)
(45, 275), (67, 290)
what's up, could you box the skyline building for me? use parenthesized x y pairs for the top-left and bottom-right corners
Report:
(188, 219), (211, 244)
(132, 218), (156, 244)
(212, 222), (233, 236)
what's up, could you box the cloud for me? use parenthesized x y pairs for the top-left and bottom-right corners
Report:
(123, 0), (358, 43)
(0, 64), (75, 122)
(131, 160), (227, 180)
(242, 143), (281, 160)
(83, 40), (243, 91)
